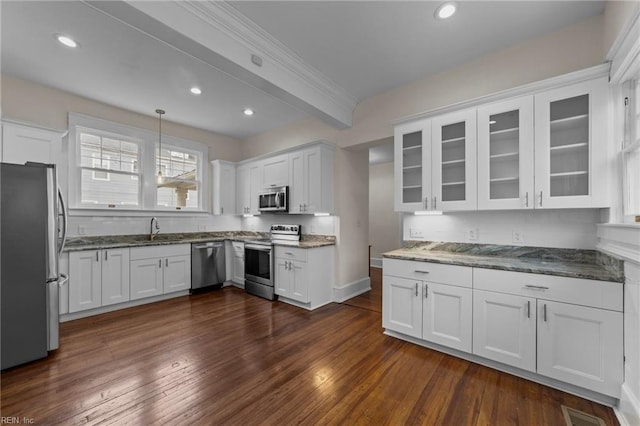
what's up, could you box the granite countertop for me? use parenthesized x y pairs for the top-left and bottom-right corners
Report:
(383, 241), (624, 283)
(64, 231), (336, 252)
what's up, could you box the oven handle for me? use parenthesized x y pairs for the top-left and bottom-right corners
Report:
(245, 244), (273, 252)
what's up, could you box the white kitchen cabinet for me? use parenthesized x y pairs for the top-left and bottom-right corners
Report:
(130, 244), (191, 300)
(383, 258), (473, 351)
(537, 300), (623, 397)
(394, 119), (431, 212)
(431, 109), (477, 211)
(236, 161), (263, 215)
(534, 77), (608, 208)
(473, 267), (623, 397)
(69, 248), (130, 312)
(1, 120), (63, 165)
(101, 248), (131, 307)
(262, 154), (289, 188)
(472, 289), (537, 372)
(231, 241), (245, 286)
(211, 160), (236, 215)
(288, 144), (334, 214)
(274, 245), (334, 309)
(423, 282), (472, 353)
(69, 250), (102, 312)
(477, 96), (535, 210)
(383, 275), (423, 338)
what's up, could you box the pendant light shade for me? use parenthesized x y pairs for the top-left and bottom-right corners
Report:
(156, 108), (165, 184)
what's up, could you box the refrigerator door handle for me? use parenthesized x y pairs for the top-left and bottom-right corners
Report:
(58, 188), (68, 254)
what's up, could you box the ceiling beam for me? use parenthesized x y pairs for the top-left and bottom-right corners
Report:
(89, 0), (356, 129)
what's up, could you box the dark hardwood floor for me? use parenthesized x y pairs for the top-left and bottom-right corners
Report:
(340, 266), (382, 313)
(1, 269), (618, 425)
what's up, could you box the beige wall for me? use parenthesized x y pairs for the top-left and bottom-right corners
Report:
(369, 162), (400, 260)
(334, 148), (369, 287)
(1, 74), (244, 162)
(242, 14), (605, 158)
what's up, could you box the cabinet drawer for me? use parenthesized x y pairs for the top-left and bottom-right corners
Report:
(383, 258), (472, 288)
(130, 243), (191, 260)
(473, 268), (622, 311)
(275, 246), (307, 262)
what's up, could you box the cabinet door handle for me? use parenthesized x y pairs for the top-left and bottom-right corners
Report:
(96, 251), (99, 262)
(525, 192), (529, 208)
(415, 283), (418, 296)
(539, 191), (543, 207)
(221, 207), (224, 214)
(414, 270), (430, 274)
(285, 252), (294, 256)
(166, 258), (169, 267)
(527, 300), (530, 318)
(424, 284), (428, 299)
(105, 251), (108, 261)
(433, 196), (437, 210)
(424, 197), (429, 210)
(543, 304), (547, 322)
(525, 285), (549, 291)
(159, 259), (162, 268)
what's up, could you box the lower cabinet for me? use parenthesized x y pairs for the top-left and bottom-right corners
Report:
(382, 259), (473, 352)
(274, 245), (334, 309)
(69, 248), (130, 313)
(130, 244), (191, 300)
(382, 258), (624, 398)
(231, 241), (245, 286)
(473, 289), (536, 372)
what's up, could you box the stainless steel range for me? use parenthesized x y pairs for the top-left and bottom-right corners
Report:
(244, 224), (301, 300)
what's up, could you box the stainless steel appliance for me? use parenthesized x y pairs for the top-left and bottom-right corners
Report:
(258, 186), (288, 212)
(244, 224), (301, 300)
(191, 242), (226, 291)
(1, 162), (67, 370)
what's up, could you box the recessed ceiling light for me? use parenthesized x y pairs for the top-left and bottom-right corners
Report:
(190, 87), (202, 95)
(55, 34), (78, 48)
(435, 2), (457, 20)
(243, 108), (254, 116)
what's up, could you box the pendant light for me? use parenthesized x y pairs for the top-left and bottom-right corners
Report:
(155, 108), (165, 184)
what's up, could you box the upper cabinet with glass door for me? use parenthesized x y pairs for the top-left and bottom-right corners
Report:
(394, 119), (431, 212)
(534, 77), (608, 208)
(477, 97), (534, 210)
(431, 109), (477, 211)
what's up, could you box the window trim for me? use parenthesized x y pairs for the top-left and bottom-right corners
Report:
(68, 113), (209, 214)
(622, 79), (640, 221)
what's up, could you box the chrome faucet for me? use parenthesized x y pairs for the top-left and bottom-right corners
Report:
(150, 217), (160, 240)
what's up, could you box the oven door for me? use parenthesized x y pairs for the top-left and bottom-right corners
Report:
(244, 244), (273, 287)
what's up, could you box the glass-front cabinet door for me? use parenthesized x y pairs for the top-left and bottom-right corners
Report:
(534, 77), (608, 208)
(431, 109), (477, 211)
(394, 119), (431, 212)
(477, 96), (534, 210)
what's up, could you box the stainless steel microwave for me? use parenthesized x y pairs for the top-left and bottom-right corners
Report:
(258, 186), (288, 212)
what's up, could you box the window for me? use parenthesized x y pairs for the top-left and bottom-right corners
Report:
(623, 79), (640, 219)
(79, 128), (140, 207)
(69, 113), (208, 213)
(156, 146), (201, 210)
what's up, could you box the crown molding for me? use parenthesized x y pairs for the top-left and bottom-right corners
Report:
(109, 0), (356, 129)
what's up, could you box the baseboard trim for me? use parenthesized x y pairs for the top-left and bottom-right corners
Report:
(370, 257), (383, 268)
(333, 277), (371, 302)
(383, 329), (619, 407)
(616, 383), (640, 426)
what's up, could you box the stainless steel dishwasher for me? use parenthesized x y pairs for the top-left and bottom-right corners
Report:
(191, 242), (226, 291)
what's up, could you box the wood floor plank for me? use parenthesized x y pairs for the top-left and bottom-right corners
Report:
(1, 270), (619, 425)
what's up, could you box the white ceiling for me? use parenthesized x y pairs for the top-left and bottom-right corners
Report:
(1, 1), (605, 141)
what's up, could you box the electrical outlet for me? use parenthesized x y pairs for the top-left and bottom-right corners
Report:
(198, 224), (207, 231)
(467, 228), (478, 241)
(512, 230), (525, 244)
(78, 225), (87, 235)
(409, 228), (423, 238)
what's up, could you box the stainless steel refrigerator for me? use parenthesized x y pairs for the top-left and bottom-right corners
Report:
(1, 162), (67, 369)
